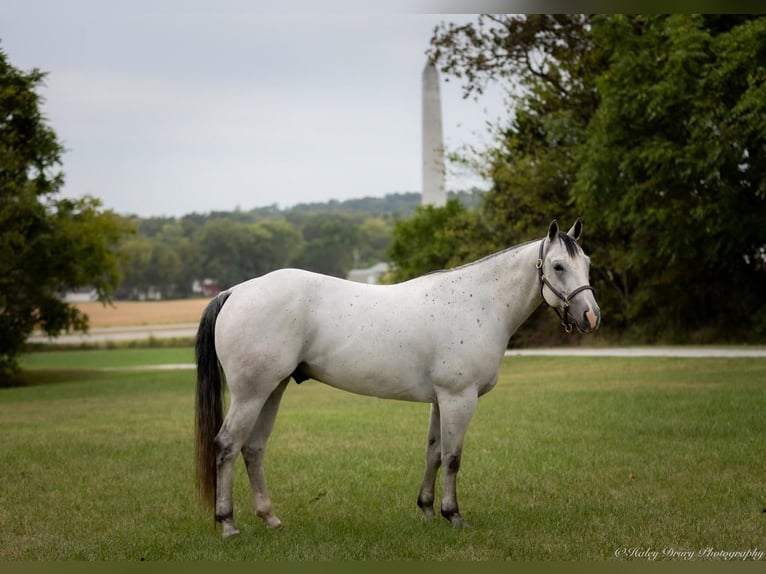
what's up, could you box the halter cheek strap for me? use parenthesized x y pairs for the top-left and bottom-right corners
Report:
(537, 239), (595, 333)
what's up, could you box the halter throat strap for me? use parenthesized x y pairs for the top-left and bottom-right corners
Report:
(536, 239), (594, 333)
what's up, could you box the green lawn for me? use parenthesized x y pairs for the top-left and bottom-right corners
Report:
(19, 347), (195, 370)
(1, 351), (764, 560)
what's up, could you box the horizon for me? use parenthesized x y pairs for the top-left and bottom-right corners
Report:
(113, 188), (484, 219)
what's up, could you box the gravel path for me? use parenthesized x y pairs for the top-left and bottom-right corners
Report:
(28, 323), (199, 344)
(505, 347), (766, 358)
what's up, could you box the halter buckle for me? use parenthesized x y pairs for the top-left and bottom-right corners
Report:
(536, 258), (543, 270)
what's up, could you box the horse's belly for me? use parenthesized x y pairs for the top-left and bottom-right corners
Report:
(300, 356), (436, 403)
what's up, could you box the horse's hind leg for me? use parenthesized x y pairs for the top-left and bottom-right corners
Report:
(215, 391), (272, 538)
(242, 378), (289, 529)
(417, 403), (441, 520)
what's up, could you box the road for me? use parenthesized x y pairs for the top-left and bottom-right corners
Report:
(27, 322), (199, 344)
(505, 347), (766, 358)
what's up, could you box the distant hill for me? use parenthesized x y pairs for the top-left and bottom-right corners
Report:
(141, 190), (486, 229)
(281, 189), (484, 218)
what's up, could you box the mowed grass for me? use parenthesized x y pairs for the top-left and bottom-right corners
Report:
(1, 351), (764, 560)
(19, 348), (195, 371)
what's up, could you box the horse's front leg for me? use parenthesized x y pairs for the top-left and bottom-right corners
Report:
(436, 388), (478, 527)
(417, 402), (441, 519)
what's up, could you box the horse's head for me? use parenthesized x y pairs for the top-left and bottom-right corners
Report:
(537, 219), (601, 334)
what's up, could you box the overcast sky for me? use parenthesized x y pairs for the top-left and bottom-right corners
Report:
(0, 2), (509, 217)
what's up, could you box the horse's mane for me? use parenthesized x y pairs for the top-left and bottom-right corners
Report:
(420, 232), (581, 279)
(557, 232), (580, 258)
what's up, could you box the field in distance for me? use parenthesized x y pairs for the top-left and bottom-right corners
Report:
(74, 298), (211, 328)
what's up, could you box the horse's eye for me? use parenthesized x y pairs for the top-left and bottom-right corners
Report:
(553, 263), (565, 272)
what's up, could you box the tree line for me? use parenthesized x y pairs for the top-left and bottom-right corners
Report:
(120, 210), (384, 299)
(116, 190), (481, 300)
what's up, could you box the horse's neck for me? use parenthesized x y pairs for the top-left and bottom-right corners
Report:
(459, 240), (543, 339)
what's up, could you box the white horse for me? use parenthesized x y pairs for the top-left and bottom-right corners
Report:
(195, 219), (600, 537)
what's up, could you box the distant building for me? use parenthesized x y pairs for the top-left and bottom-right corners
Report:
(61, 287), (98, 303)
(347, 262), (390, 285)
(118, 286), (163, 301)
(193, 278), (221, 297)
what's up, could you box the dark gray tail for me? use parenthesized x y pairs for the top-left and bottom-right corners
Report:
(195, 291), (231, 511)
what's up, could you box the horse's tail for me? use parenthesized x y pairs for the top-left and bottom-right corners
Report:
(195, 290), (232, 511)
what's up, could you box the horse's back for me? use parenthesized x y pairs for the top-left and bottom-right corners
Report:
(214, 269), (439, 401)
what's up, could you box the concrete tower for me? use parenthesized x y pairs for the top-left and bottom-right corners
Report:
(421, 61), (446, 207)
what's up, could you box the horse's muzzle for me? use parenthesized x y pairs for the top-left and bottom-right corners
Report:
(584, 308), (600, 332)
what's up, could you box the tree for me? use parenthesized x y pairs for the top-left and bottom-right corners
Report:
(196, 218), (304, 288)
(429, 15), (602, 244)
(291, 214), (359, 278)
(257, 219), (305, 272)
(118, 234), (185, 300)
(573, 15), (766, 339)
(430, 14), (766, 341)
(152, 220), (200, 298)
(386, 200), (493, 282)
(0, 49), (132, 380)
(356, 216), (393, 268)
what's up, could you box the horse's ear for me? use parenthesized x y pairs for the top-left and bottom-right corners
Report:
(567, 219), (583, 241)
(547, 220), (559, 241)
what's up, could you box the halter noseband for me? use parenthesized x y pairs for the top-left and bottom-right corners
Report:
(537, 239), (595, 333)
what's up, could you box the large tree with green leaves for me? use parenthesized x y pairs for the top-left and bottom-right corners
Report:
(428, 14), (766, 341)
(429, 15), (601, 245)
(574, 15), (766, 338)
(0, 49), (132, 380)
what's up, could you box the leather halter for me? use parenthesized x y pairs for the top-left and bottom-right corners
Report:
(536, 239), (595, 333)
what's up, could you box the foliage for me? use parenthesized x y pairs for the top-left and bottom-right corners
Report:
(289, 214), (358, 277)
(427, 14), (766, 342)
(116, 191), (483, 297)
(386, 199), (495, 282)
(425, 15), (603, 263)
(0, 49), (132, 380)
(287, 189), (483, 217)
(574, 15), (766, 339)
(195, 219), (303, 289)
(120, 211), (384, 296)
(119, 235), (184, 299)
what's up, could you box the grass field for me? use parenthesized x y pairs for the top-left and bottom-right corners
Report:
(1, 350), (764, 560)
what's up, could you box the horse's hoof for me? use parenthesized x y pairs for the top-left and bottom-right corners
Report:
(265, 516), (283, 530)
(221, 524), (241, 539)
(450, 515), (467, 528)
(421, 508), (437, 521)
